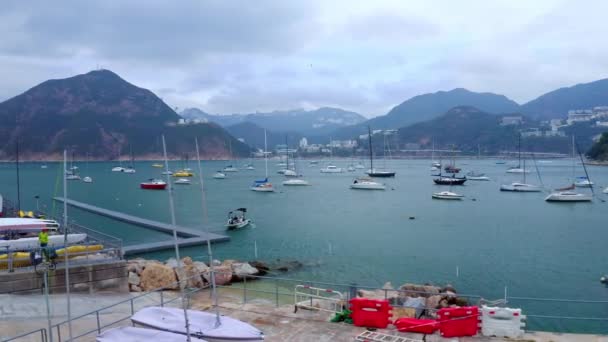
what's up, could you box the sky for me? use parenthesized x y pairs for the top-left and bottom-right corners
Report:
(1, 0), (607, 118)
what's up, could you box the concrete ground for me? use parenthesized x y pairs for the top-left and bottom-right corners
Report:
(1, 288), (607, 341)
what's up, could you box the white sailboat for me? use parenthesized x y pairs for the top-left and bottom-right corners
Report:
(250, 130), (274, 192)
(545, 136), (592, 202)
(320, 138), (344, 173)
(574, 177), (594, 188)
(350, 177), (385, 190)
(222, 140), (239, 172)
(282, 152), (309, 186)
(501, 133), (540, 192)
(432, 191), (464, 200)
(97, 326), (205, 342)
(213, 172), (226, 179)
(431, 139), (441, 171)
(506, 134), (530, 173)
(82, 153), (93, 183)
(366, 128), (396, 177)
(466, 171), (490, 181)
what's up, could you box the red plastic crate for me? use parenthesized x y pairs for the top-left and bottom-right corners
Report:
(394, 317), (439, 334)
(349, 298), (392, 329)
(437, 306), (479, 337)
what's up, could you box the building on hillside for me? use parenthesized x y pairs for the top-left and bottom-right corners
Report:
(567, 110), (594, 124)
(596, 121), (608, 127)
(544, 130), (566, 137)
(177, 118), (186, 125)
(521, 128), (542, 137)
(299, 137), (308, 148)
(500, 116), (523, 126)
(329, 140), (357, 149)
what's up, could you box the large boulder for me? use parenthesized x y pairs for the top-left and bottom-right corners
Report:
(358, 282), (396, 301)
(204, 266), (232, 286)
(232, 262), (259, 281)
(249, 261), (269, 275)
(128, 271), (141, 286)
(127, 258), (147, 275)
(175, 263), (204, 288)
(165, 258), (179, 269)
(193, 261), (209, 275)
(140, 263), (178, 291)
(399, 283), (441, 298)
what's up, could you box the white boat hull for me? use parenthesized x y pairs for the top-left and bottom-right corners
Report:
(545, 192), (592, 202)
(283, 170), (298, 177)
(282, 179), (310, 186)
(320, 167), (343, 173)
(111, 167), (125, 172)
(604, 187), (608, 194)
(506, 168), (530, 174)
(432, 191), (463, 200)
(226, 219), (251, 230)
(467, 176), (490, 181)
(250, 186), (274, 192)
(213, 173), (226, 179)
(97, 326), (205, 341)
(132, 307), (264, 341)
(575, 181), (593, 188)
(350, 182), (386, 190)
(500, 183), (541, 192)
(0, 233), (87, 250)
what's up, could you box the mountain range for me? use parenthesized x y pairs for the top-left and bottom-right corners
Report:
(0, 70), (249, 160)
(180, 107), (366, 136)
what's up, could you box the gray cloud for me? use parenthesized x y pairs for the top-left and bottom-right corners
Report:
(1, 1), (607, 117)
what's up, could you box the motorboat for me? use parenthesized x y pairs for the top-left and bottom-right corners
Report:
(282, 179), (310, 186)
(82, 176), (93, 183)
(174, 178), (191, 185)
(250, 178), (274, 192)
(545, 191), (592, 202)
(603, 187), (608, 194)
(506, 167), (529, 174)
(430, 166), (439, 172)
(355, 162), (365, 169)
(346, 165), (356, 172)
(41, 164), (48, 169)
(500, 182), (541, 192)
(309, 160), (319, 165)
(152, 163), (164, 168)
(131, 306), (264, 341)
(213, 172), (226, 179)
(350, 177), (386, 190)
(432, 162), (441, 168)
(432, 191), (464, 200)
(111, 166), (125, 172)
(123, 167), (136, 173)
(283, 169), (298, 177)
(320, 165), (344, 173)
(173, 170), (194, 177)
(245, 164), (255, 170)
(366, 169), (395, 177)
(574, 177), (594, 188)
(222, 165), (238, 172)
(140, 179), (167, 190)
(66, 174), (81, 180)
(495, 161), (506, 165)
(225, 208), (250, 230)
(161, 170), (173, 175)
(97, 326), (204, 342)
(466, 171), (489, 181)
(433, 176), (466, 185)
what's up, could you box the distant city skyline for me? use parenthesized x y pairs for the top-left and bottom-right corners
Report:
(1, 1), (607, 118)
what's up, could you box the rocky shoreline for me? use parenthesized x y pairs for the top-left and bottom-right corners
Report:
(126, 257), (302, 292)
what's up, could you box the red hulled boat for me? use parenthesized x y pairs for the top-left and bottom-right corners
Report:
(140, 179), (167, 190)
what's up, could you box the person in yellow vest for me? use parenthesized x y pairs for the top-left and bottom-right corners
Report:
(39, 228), (49, 261)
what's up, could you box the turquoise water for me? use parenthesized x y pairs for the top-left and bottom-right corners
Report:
(1, 159), (608, 332)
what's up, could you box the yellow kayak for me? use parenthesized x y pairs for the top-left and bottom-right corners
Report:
(0, 244), (104, 269)
(173, 170), (194, 177)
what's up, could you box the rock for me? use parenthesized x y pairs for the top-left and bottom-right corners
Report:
(426, 295), (442, 310)
(130, 284), (142, 292)
(182, 256), (193, 265)
(165, 258), (179, 269)
(144, 259), (162, 269)
(212, 259), (221, 266)
(203, 266), (232, 286)
(441, 284), (456, 293)
(232, 262), (259, 280)
(221, 259), (237, 269)
(128, 271), (141, 286)
(273, 260), (303, 272)
(249, 261), (269, 275)
(399, 283), (441, 298)
(175, 263), (204, 288)
(193, 261), (209, 274)
(127, 262), (142, 275)
(421, 285), (440, 297)
(357, 282), (396, 300)
(140, 263), (178, 291)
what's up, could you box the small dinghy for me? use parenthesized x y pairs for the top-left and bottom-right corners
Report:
(174, 178), (192, 185)
(432, 191), (464, 200)
(213, 172), (226, 179)
(97, 326), (206, 342)
(132, 306), (264, 341)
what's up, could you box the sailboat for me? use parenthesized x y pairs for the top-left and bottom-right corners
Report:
(466, 171), (489, 181)
(66, 151), (81, 180)
(500, 138), (540, 192)
(283, 153), (309, 186)
(282, 136), (298, 177)
(111, 146), (126, 172)
(430, 140), (440, 171)
(82, 153), (93, 183)
(351, 127), (387, 190)
(320, 138), (344, 173)
(123, 146), (136, 173)
(250, 130), (274, 192)
(545, 136), (592, 202)
(433, 147), (466, 185)
(432, 191), (464, 200)
(366, 128), (396, 177)
(506, 134), (530, 173)
(245, 153), (255, 170)
(222, 139), (238, 172)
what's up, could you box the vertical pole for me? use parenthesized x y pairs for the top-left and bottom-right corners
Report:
(44, 269), (53, 342)
(162, 135), (191, 341)
(16, 141), (21, 211)
(63, 150), (73, 341)
(275, 279), (279, 307)
(194, 138), (221, 328)
(254, 240), (258, 259)
(243, 276), (247, 304)
(504, 286), (508, 304)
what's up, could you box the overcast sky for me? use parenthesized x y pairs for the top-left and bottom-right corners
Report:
(1, 0), (607, 117)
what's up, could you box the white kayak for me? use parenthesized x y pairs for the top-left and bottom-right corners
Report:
(0, 233), (87, 250)
(132, 306), (264, 341)
(97, 326), (207, 342)
(0, 218), (60, 232)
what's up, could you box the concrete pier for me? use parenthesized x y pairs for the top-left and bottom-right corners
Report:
(53, 197), (229, 255)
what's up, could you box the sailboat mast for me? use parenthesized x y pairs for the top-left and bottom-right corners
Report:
(571, 135), (575, 183)
(63, 149), (73, 341)
(367, 127), (373, 171)
(15, 141), (21, 211)
(194, 138), (221, 327)
(285, 135), (288, 171)
(264, 129), (268, 178)
(518, 133), (521, 168)
(161, 135), (192, 341)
